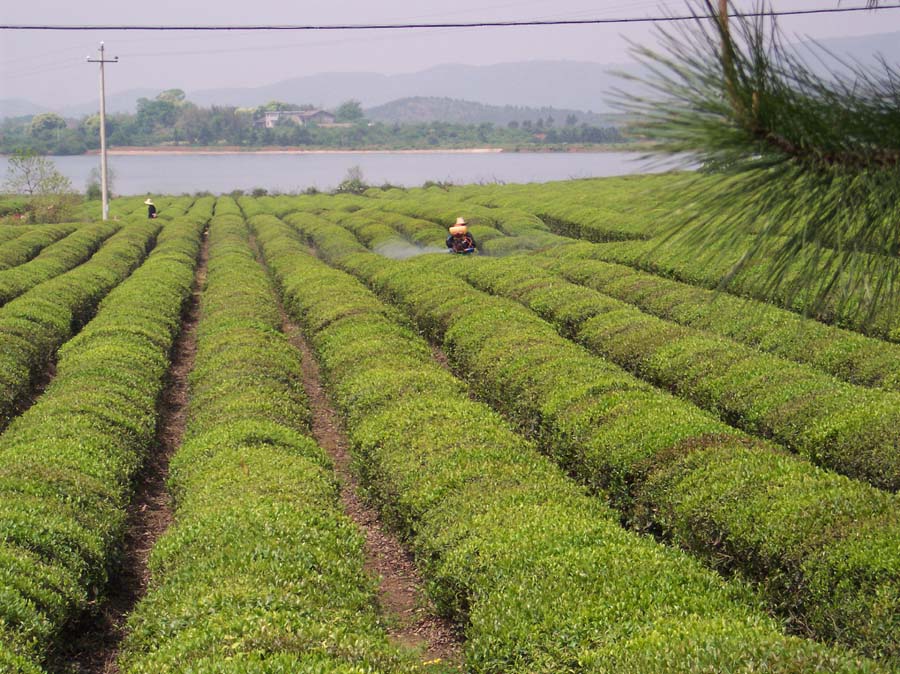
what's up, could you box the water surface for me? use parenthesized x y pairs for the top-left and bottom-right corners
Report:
(2, 151), (676, 195)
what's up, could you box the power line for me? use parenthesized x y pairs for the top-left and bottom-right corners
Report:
(1, 4), (897, 32)
(0, 3), (671, 68)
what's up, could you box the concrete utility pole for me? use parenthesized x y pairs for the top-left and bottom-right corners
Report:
(87, 43), (118, 221)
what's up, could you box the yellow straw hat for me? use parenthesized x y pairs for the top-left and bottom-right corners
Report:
(449, 217), (468, 235)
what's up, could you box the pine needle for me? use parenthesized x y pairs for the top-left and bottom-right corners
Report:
(618, 0), (900, 331)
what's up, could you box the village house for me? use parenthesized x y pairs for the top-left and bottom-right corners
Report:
(257, 109), (337, 128)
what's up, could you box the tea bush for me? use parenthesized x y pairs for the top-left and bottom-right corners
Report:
(0, 219), (161, 431)
(0, 222), (120, 304)
(0, 216), (204, 670)
(252, 212), (882, 673)
(119, 211), (419, 673)
(0, 225), (76, 271)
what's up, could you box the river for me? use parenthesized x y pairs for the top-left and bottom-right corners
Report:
(1, 150), (678, 196)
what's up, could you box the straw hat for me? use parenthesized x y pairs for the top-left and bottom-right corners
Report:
(449, 216), (468, 235)
(144, 198), (154, 205)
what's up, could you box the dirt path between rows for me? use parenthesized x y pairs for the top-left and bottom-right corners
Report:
(50, 227), (209, 674)
(253, 236), (463, 668)
(282, 317), (464, 667)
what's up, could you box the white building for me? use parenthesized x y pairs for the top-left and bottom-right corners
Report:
(259, 110), (336, 128)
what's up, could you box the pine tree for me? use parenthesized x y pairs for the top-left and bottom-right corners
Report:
(622, 0), (899, 332)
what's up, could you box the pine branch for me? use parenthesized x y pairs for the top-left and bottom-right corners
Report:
(618, 0), (900, 330)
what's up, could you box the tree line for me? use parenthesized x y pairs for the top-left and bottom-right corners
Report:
(0, 89), (624, 155)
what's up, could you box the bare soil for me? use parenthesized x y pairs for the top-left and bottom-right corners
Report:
(49, 228), (209, 674)
(430, 345), (451, 370)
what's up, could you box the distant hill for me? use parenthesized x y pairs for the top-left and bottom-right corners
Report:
(364, 97), (626, 126)
(0, 98), (46, 119)
(4, 30), (898, 120)
(1, 89), (169, 120)
(60, 89), (165, 117)
(2, 61), (636, 120)
(186, 61), (632, 112)
(793, 30), (900, 68)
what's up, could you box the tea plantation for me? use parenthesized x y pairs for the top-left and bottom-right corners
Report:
(0, 176), (897, 672)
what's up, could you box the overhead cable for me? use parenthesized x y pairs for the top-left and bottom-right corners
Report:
(2, 4), (898, 31)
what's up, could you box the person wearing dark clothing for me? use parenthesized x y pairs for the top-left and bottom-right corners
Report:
(446, 217), (477, 254)
(145, 198), (158, 219)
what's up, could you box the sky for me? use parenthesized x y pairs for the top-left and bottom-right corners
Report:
(1, 0), (897, 107)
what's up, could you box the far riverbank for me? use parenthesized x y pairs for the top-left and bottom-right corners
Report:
(90, 147), (503, 156)
(83, 143), (650, 157)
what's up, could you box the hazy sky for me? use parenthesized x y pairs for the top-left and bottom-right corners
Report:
(1, 0), (896, 106)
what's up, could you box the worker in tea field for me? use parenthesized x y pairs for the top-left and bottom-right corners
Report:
(446, 217), (477, 254)
(145, 198), (158, 219)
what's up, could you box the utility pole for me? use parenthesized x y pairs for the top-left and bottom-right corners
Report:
(87, 42), (118, 221)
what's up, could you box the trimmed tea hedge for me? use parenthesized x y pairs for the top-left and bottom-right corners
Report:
(451, 174), (678, 241)
(363, 178), (900, 340)
(73, 195), (196, 223)
(325, 209), (417, 251)
(0, 220), (161, 432)
(365, 192), (563, 253)
(288, 212), (899, 666)
(252, 211), (883, 673)
(553, 234), (900, 342)
(332, 208), (900, 490)
(119, 208), (419, 673)
(359, 208), (448, 248)
(0, 221), (121, 305)
(0, 225), (77, 271)
(0, 216), (204, 671)
(0, 226), (34, 246)
(235, 195), (274, 219)
(442, 255), (900, 492)
(540, 255), (900, 391)
(359, 193), (516, 246)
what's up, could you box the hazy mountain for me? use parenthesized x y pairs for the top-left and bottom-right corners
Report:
(3, 61), (630, 119)
(60, 89), (165, 117)
(365, 97), (626, 126)
(181, 30), (898, 113)
(4, 30), (897, 121)
(0, 98), (47, 119)
(0, 89), (171, 121)
(792, 30), (900, 67)
(186, 61), (633, 112)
